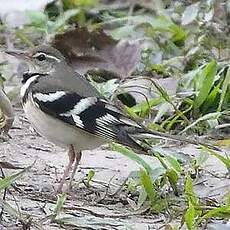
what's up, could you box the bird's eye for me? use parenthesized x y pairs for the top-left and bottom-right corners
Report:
(35, 54), (46, 61)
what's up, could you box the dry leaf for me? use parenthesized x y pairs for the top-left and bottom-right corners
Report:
(52, 27), (141, 78)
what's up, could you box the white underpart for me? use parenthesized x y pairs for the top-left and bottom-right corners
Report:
(20, 75), (40, 98)
(22, 99), (106, 150)
(34, 91), (66, 102)
(61, 97), (97, 116)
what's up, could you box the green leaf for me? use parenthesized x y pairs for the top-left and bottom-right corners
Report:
(185, 174), (199, 205)
(150, 167), (166, 181)
(201, 205), (230, 220)
(26, 11), (48, 31)
(218, 66), (230, 111)
(184, 175), (202, 229)
(166, 169), (179, 193)
(50, 193), (68, 224)
(203, 147), (230, 172)
(127, 97), (162, 118)
(139, 169), (156, 207)
(0, 164), (33, 191)
(179, 112), (221, 134)
(166, 155), (181, 173)
(126, 178), (137, 193)
(102, 15), (186, 42)
(53, 193), (67, 219)
(194, 150), (209, 168)
(184, 201), (195, 230)
(137, 187), (148, 208)
(193, 60), (217, 111)
(155, 153), (179, 194)
(111, 143), (153, 174)
(185, 175), (193, 195)
(201, 82), (221, 113)
(86, 169), (95, 185)
(63, 0), (98, 8)
(50, 9), (80, 33)
(226, 192), (230, 206)
(169, 24), (187, 42)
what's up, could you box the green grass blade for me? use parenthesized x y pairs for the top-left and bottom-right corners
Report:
(202, 146), (230, 172)
(218, 66), (230, 111)
(179, 111), (221, 134)
(111, 143), (152, 174)
(193, 60), (217, 112)
(184, 201), (195, 230)
(139, 169), (157, 207)
(0, 164), (33, 191)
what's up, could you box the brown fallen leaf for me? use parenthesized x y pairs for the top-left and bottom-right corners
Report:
(52, 27), (141, 78)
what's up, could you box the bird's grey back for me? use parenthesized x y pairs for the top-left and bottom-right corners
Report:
(33, 63), (101, 98)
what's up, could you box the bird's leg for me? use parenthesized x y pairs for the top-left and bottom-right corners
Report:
(57, 145), (75, 193)
(68, 149), (82, 191)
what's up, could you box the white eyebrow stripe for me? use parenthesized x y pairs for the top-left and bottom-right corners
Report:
(33, 91), (66, 102)
(32, 52), (61, 62)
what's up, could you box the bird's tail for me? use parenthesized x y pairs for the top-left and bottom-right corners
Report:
(130, 129), (220, 152)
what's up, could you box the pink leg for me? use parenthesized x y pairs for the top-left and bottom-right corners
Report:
(57, 145), (75, 193)
(68, 150), (82, 191)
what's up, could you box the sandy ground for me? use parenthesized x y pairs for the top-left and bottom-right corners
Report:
(0, 107), (229, 229)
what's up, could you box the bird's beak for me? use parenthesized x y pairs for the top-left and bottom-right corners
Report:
(5, 50), (30, 60)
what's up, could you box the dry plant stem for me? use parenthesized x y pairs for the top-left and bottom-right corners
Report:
(64, 205), (150, 219)
(110, 177), (129, 197)
(0, 89), (14, 134)
(96, 175), (115, 202)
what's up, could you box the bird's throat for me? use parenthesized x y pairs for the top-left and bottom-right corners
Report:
(21, 73), (46, 104)
(22, 72), (46, 84)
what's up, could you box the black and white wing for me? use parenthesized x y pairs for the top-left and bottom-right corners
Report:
(31, 89), (146, 151)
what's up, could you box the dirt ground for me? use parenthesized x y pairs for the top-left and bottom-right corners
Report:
(0, 107), (229, 230)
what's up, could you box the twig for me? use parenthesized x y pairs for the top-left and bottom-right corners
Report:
(64, 205), (150, 219)
(96, 175), (115, 202)
(110, 177), (129, 197)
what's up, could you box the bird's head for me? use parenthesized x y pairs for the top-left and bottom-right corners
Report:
(6, 45), (66, 75)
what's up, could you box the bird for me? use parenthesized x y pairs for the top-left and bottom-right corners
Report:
(5, 45), (216, 193)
